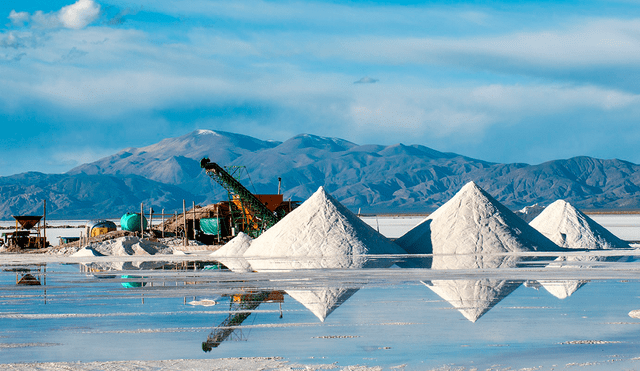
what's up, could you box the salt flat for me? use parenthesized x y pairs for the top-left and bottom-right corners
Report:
(2, 214), (640, 370)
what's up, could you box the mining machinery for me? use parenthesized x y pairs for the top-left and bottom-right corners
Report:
(200, 157), (298, 240)
(1, 216), (49, 250)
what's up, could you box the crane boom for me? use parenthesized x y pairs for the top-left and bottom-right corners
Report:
(200, 157), (279, 233)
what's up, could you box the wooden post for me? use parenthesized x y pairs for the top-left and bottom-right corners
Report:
(216, 207), (220, 243)
(140, 203), (144, 239)
(192, 201), (196, 240)
(183, 200), (187, 247)
(149, 207), (153, 239)
(161, 208), (165, 238)
(43, 200), (47, 249)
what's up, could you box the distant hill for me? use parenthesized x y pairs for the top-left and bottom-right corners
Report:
(0, 172), (202, 220)
(2, 129), (640, 219)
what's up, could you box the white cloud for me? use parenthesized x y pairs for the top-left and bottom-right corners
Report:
(8, 10), (29, 27)
(4, 24), (638, 142)
(8, 0), (100, 30)
(59, 0), (101, 30)
(30, 10), (63, 29)
(3, 2), (640, 164)
(0, 32), (23, 49)
(50, 147), (114, 169)
(344, 82), (640, 143)
(316, 18), (640, 73)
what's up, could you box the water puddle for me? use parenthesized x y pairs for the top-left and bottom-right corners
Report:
(2, 253), (640, 370)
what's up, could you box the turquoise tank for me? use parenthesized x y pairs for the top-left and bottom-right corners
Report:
(121, 275), (145, 288)
(120, 213), (148, 232)
(200, 218), (222, 235)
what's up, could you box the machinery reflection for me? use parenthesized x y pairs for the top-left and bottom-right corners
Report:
(202, 290), (284, 352)
(2, 264), (48, 304)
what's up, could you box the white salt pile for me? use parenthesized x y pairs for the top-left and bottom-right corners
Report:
(514, 203), (546, 223)
(285, 287), (359, 322)
(530, 199), (630, 250)
(530, 199), (629, 299)
(57, 236), (174, 256)
(396, 181), (560, 255)
(70, 247), (104, 257)
(244, 186), (406, 270)
(158, 237), (205, 247)
(210, 232), (253, 272)
(394, 181), (553, 321)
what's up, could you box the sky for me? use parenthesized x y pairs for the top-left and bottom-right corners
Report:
(2, 0), (640, 176)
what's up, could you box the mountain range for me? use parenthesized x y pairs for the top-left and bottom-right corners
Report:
(2, 129), (640, 219)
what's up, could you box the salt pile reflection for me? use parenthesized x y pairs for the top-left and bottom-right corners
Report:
(424, 254), (524, 322)
(3, 250), (640, 369)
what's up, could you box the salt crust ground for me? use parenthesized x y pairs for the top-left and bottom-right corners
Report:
(0, 358), (383, 371)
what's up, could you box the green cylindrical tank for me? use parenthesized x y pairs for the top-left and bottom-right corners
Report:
(200, 218), (222, 235)
(120, 213), (148, 232)
(121, 275), (145, 288)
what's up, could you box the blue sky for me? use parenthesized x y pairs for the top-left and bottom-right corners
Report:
(2, 0), (640, 176)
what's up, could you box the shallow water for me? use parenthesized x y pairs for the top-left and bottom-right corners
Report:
(3, 215), (640, 370)
(2, 252), (640, 370)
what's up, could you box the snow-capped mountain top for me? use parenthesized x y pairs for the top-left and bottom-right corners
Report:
(195, 129), (221, 136)
(68, 130), (280, 178)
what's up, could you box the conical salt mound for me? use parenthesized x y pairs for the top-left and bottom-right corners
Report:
(530, 200), (627, 299)
(244, 187), (406, 270)
(210, 232), (253, 272)
(286, 287), (359, 322)
(397, 182), (560, 255)
(530, 200), (629, 249)
(71, 247), (103, 257)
